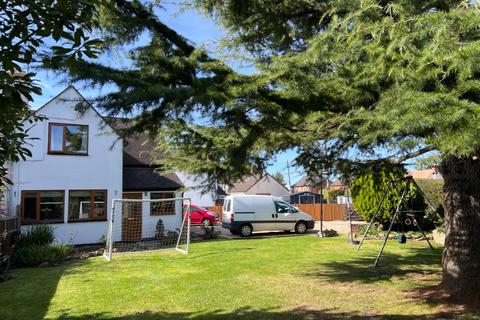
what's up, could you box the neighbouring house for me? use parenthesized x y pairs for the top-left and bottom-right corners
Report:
(409, 165), (443, 180)
(329, 178), (348, 191)
(291, 176), (329, 194)
(5, 86), (184, 245)
(225, 173), (290, 197)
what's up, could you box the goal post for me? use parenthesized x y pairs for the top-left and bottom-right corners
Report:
(103, 197), (191, 261)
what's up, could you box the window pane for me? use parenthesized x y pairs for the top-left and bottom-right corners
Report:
(50, 125), (63, 151)
(69, 191), (90, 220)
(23, 192), (37, 221)
(92, 191), (106, 218)
(275, 201), (290, 214)
(150, 192), (175, 215)
(65, 125), (88, 153)
(39, 191), (64, 221)
(150, 192), (174, 200)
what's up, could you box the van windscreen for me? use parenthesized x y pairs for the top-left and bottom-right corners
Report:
(224, 199), (231, 212)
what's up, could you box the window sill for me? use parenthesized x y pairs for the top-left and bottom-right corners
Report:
(149, 214), (176, 217)
(48, 152), (89, 156)
(21, 220), (64, 225)
(68, 218), (108, 223)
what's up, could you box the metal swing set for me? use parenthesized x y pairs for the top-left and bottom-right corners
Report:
(356, 175), (441, 267)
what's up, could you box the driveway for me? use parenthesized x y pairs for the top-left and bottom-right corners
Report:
(192, 220), (365, 239)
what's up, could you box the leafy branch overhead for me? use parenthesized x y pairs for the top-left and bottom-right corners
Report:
(0, 0), (102, 186)
(47, 1), (480, 188)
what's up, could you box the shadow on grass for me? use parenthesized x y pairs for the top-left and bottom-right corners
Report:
(298, 244), (456, 310)
(53, 307), (467, 320)
(302, 244), (443, 284)
(0, 259), (90, 320)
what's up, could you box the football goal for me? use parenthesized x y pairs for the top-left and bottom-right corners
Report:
(103, 197), (191, 261)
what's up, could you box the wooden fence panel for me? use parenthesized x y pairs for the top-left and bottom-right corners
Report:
(207, 204), (346, 222)
(296, 204), (346, 221)
(207, 206), (223, 222)
(0, 216), (19, 234)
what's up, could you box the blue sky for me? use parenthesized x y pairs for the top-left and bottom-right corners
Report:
(30, 2), (304, 186)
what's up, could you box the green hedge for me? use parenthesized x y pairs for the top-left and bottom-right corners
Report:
(351, 166), (424, 224)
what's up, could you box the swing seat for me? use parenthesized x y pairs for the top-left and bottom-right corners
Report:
(397, 234), (407, 244)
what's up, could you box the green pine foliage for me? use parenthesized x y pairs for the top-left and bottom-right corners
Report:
(46, 1), (480, 188)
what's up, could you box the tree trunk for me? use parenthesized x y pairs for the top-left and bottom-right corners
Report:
(440, 157), (480, 304)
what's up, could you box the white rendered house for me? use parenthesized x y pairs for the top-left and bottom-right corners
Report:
(5, 86), (184, 244)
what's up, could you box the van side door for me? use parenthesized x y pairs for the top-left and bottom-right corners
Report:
(274, 201), (298, 231)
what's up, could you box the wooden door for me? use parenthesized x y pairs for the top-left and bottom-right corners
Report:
(122, 192), (142, 241)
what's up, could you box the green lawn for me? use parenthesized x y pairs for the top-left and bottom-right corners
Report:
(0, 235), (472, 319)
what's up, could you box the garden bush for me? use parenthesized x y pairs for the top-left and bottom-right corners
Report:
(201, 225), (218, 240)
(16, 224), (55, 248)
(155, 219), (166, 239)
(12, 225), (72, 267)
(327, 189), (346, 203)
(12, 244), (72, 267)
(351, 165), (424, 224)
(356, 222), (383, 238)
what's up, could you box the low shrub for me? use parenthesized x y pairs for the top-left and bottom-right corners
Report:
(201, 225), (218, 240)
(155, 219), (166, 239)
(327, 189), (346, 204)
(322, 229), (338, 237)
(16, 225), (55, 248)
(12, 225), (72, 267)
(356, 222), (383, 238)
(12, 244), (72, 267)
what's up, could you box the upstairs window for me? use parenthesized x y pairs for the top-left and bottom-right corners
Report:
(48, 123), (88, 155)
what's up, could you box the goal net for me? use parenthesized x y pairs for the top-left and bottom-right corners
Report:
(103, 197), (191, 261)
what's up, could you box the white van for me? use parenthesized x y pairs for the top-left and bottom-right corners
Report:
(221, 195), (315, 237)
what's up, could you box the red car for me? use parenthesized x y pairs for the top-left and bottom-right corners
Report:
(183, 204), (218, 226)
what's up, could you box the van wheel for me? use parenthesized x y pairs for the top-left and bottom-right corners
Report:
(295, 221), (308, 234)
(239, 224), (253, 237)
(202, 218), (211, 227)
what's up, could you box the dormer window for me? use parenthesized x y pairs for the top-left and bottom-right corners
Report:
(48, 123), (88, 155)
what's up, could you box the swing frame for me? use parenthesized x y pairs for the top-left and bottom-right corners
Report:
(356, 175), (441, 267)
